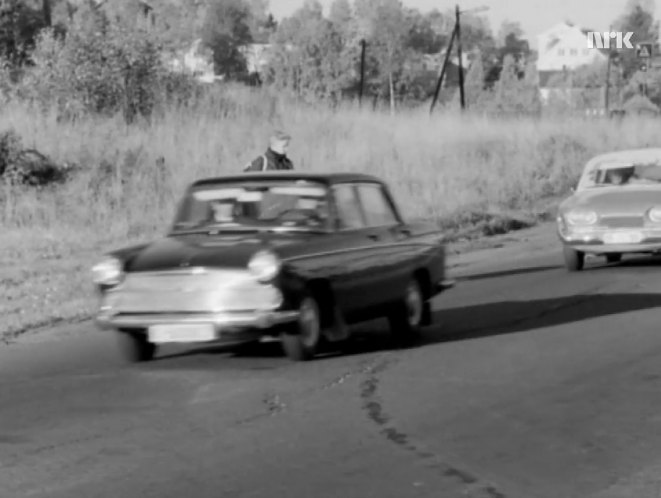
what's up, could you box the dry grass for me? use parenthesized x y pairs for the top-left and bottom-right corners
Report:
(2, 85), (661, 340)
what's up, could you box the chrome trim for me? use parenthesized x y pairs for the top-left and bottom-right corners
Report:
(96, 310), (299, 331)
(436, 279), (456, 291)
(103, 268), (283, 313)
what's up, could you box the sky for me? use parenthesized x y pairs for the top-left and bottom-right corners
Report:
(265, 0), (661, 49)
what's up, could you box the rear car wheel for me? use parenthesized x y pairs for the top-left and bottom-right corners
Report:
(117, 330), (156, 363)
(281, 295), (322, 361)
(563, 246), (584, 272)
(388, 276), (425, 345)
(606, 253), (622, 264)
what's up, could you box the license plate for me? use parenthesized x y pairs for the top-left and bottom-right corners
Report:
(148, 324), (217, 343)
(603, 231), (643, 244)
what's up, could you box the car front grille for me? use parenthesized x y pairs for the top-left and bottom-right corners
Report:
(105, 268), (282, 313)
(599, 215), (645, 228)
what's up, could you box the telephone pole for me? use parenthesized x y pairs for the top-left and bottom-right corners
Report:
(456, 5), (465, 110)
(604, 25), (612, 115)
(429, 25), (457, 114)
(359, 39), (366, 107)
(429, 5), (488, 114)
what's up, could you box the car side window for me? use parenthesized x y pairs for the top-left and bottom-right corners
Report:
(356, 183), (398, 227)
(333, 185), (365, 229)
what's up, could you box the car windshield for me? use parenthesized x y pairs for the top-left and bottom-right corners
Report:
(583, 160), (661, 188)
(171, 180), (330, 232)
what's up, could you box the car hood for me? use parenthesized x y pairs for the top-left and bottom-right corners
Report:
(560, 186), (661, 215)
(125, 231), (313, 272)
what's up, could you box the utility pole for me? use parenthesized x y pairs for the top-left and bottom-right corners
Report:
(604, 25), (612, 115)
(429, 25), (457, 114)
(456, 5), (465, 110)
(359, 39), (366, 107)
(42, 0), (52, 27)
(429, 5), (488, 114)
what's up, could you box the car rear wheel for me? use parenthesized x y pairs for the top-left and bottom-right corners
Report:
(606, 253), (622, 264)
(563, 246), (585, 272)
(281, 295), (322, 361)
(388, 276), (425, 345)
(117, 330), (156, 363)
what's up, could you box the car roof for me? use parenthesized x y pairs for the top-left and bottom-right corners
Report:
(191, 171), (385, 188)
(586, 147), (661, 166)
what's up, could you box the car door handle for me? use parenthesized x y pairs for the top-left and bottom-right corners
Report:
(367, 234), (380, 241)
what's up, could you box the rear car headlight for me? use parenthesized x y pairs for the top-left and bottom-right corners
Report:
(92, 257), (123, 286)
(566, 209), (598, 225)
(248, 250), (281, 282)
(648, 206), (661, 223)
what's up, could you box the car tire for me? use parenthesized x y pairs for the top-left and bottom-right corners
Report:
(563, 246), (584, 272)
(388, 276), (425, 346)
(281, 294), (322, 361)
(117, 330), (156, 363)
(606, 253), (622, 264)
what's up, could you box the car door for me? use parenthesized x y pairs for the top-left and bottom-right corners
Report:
(353, 182), (413, 307)
(323, 182), (377, 316)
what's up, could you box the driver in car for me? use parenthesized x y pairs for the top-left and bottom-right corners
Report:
(607, 168), (633, 185)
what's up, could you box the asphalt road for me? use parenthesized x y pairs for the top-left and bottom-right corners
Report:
(4, 225), (661, 498)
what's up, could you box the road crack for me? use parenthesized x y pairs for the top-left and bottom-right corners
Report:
(359, 356), (508, 498)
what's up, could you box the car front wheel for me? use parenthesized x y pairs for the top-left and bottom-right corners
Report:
(281, 295), (322, 361)
(388, 277), (425, 345)
(117, 330), (156, 363)
(563, 246), (585, 272)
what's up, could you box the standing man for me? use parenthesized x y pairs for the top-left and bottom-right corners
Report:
(243, 130), (294, 171)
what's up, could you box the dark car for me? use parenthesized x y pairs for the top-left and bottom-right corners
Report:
(92, 172), (455, 362)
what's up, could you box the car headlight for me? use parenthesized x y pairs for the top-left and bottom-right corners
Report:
(566, 209), (598, 225)
(648, 206), (661, 223)
(248, 250), (281, 282)
(92, 257), (123, 286)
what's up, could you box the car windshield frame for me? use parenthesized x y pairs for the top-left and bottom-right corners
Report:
(169, 179), (333, 235)
(577, 159), (661, 190)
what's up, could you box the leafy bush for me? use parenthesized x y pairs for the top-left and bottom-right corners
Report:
(17, 4), (183, 123)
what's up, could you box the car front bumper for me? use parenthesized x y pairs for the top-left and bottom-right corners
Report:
(96, 309), (299, 331)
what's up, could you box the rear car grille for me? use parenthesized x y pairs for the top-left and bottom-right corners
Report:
(599, 216), (645, 228)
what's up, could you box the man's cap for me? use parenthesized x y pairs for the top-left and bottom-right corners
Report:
(270, 130), (291, 147)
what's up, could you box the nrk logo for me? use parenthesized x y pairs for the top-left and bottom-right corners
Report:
(586, 31), (634, 49)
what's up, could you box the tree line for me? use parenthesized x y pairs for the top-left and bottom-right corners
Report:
(0, 0), (657, 119)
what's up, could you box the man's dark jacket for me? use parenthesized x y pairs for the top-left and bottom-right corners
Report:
(244, 148), (294, 171)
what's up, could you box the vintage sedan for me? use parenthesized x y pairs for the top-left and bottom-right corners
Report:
(92, 172), (455, 362)
(557, 148), (661, 271)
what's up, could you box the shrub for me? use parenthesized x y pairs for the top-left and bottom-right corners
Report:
(17, 4), (176, 123)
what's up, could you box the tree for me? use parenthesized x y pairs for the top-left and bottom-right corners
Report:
(0, 0), (47, 70)
(464, 50), (486, 108)
(354, 0), (411, 113)
(497, 20), (523, 46)
(405, 8), (445, 54)
(266, 0), (354, 101)
(201, 0), (253, 80)
(614, 0), (659, 78)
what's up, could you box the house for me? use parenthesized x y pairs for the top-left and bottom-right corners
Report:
(420, 50), (472, 87)
(167, 39), (218, 84)
(536, 21), (608, 103)
(239, 43), (273, 75)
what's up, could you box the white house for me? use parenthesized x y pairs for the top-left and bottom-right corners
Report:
(536, 21), (608, 103)
(167, 39), (219, 84)
(239, 43), (273, 74)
